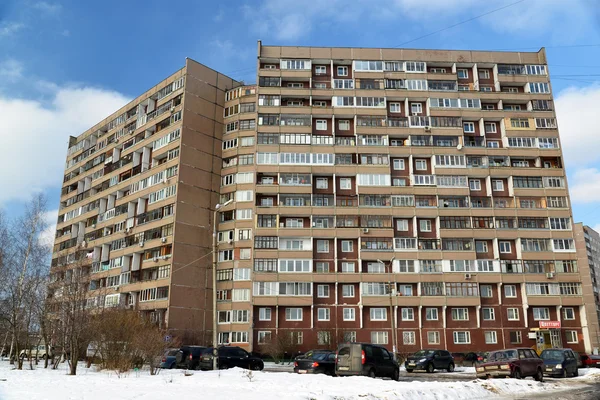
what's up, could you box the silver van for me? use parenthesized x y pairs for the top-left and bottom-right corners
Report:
(335, 343), (399, 380)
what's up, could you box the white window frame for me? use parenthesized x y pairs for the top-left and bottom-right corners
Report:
(499, 241), (512, 254)
(415, 159), (427, 171)
(341, 240), (353, 253)
(316, 119), (327, 131)
(401, 308), (414, 321)
(507, 308), (520, 321)
(566, 330), (578, 344)
(317, 308), (330, 321)
(337, 66), (348, 76)
(393, 159), (405, 170)
(463, 122), (475, 133)
(410, 103), (422, 114)
(484, 331), (497, 344)
(315, 177), (328, 189)
(428, 331), (440, 345)
(482, 307), (495, 321)
(317, 284), (330, 298)
(457, 69), (469, 79)
(453, 331), (471, 344)
(389, 102), (401, 113)
(469, 179), (481, 191)
(452, 308), (469, 321)
(533, 307), (550, 321)
(339, 178), (352, 190)
(396, 219), (409, 231)
(343, 308), (356, 321)
(342, 285), (355, 297)
(370, 307), (387, 321)
(259, 307), (271, 321)
(285, 307), (303, 321)
(504, 285), (517, 298)
(426, 308), (438, 321)
(419, 220), (432, 232)
(562, 307), (575, 320)
(492, 180), (504, 191)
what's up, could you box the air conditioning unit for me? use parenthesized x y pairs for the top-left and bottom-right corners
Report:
(546, 272), (555, 279)
(161, 237), (167, 243)
(424, 126), (431, 132)
(464, 273), (472, 280)
(362, 228), (369, 234)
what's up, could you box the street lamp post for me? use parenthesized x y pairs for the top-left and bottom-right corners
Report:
(212, 199), (232, 370)
(378, 257), (396, 355)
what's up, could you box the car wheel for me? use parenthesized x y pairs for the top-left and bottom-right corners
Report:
(562, 368), (568, 378)
(368, 368), (376, 378)
(426, 363), (434, 373)
(252, 363), (262, 371)
(512, 369), (522, 379)
(573, 368), (579, 377)
(447, 363), (455, 373)
(392, 368), (400, 381)
(406, 369), (414, 373)
(535, 368), (544, 382)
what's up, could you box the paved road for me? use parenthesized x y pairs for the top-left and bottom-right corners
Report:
(505, 381), (600, 399)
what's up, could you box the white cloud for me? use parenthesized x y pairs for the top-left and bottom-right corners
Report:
(39, 209), (58, 247)
(568, 168), (600, 204)
(0, 22), (25, 37)
(33, 1), (62, 15)
(555, 84), (600, 168)
(0, 59), (23, 82)
(0, 70), (131, 205)
(243, 0), (598, 43)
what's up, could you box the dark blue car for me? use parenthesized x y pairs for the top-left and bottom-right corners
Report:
(159, 348), (181, 369)
(541, 348), (579, 378)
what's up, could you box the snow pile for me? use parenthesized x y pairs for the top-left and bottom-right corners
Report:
(0, 361), (573, 400)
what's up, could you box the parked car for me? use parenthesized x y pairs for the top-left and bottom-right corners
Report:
(405, 349), (455, 373)
(19, 344), (53, 360)
(574, 352), (583, 368)
(335, 343), (400, 380)
(176, 346), (207, 370)
(197, 346), (264, 371)
(579, 353), (600, 368)
(476, 348), (544, 381)
(159, 348), (180, 369)
(540, 348), (578, 378)
(293, 350), (336, 375)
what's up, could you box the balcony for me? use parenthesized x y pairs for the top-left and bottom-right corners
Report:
(362, 238), (394, 251)
(357, 116), (386, 127)
(335, 137), (356, 146)
(336, 196), (358, 207)
(394, 238), (418, 251)
(409, 116), (430, 127)
(464, 137), (486, 148)
(428, 81), (457, 91)
(413, 175), (436, 186)
(418, 239), (441, 251)
(387, 117), (409, 128)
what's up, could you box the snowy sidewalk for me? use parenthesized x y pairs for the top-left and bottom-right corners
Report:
(0, 361), (597, 400)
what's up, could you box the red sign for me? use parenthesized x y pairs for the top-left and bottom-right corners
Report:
(539, 321), (561, 329)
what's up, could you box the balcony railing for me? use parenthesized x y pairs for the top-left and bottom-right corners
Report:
(409, 116), (430, 127)
(336, 196), (358, 207)
(387, 117), (409, 128)
(394, 238), (418, 250)
(418, 239), (441, 250)
(413, 175), (436, 186)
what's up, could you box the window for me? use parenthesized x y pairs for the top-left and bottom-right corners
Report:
(480, 285), (493, 298)
(492, 180), (504, 191)
(389, 102), (401, 113)
(396, 219), (409, 231)
(393, 159), (405, 170)
(452, 308), (469, 321)
(370, 308), (387, 321)
(285, 308), (303, 321)
(533, 307), (550, 320)
(403, 331), (416, 345)
(317, 240), (330, 253)
(419, 220), (432, 232)
(479, 70), (490, 79)
(338, 120), (350, 131)
(233, 268), (250, 280)
(476, 241), (488, 254)
(232, 289), (249, 302)
(317, 308), (330, 321)
(317, 285), (330, 298)
(415, 159), (427, 171)
(342, 285), (355, 297)
(428, 331), (440, 344)
(482, 308), (495, 321)
(510, 331), (522, 344)
(499, 241), (512, 254)
(343, 308), (355, 321)
(315, 65), (327, 75)
(457, 69), (469, 79)
(257, 331), (272, 344)
(426, 308), (438, 321)
(336, 178), (352, 191)
(316, 120), (327, 131)
(504, 285), (517, 298)
(453, 331), (471, 344)
(312, 178), (329, 190)
(402, 308), (414, 321)
(563, 308), (575, 320)
(411, 103), (422, 114)
(469, 179), (481, 191)
(507, 308), (519, 321)
(566, 330), (578, 344)
(485, 331), (497, 344)
(341, 262), (356, 273)
(337, 66), (348, 76)
(371, 331), (388, 344)
(463, 122), (475, 133)
(317, 331), (331, 345)
(341, 240), (353, 252)
(259, 308), (271, 321)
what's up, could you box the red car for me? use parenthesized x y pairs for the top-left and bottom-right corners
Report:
(476, 348), (544, 381)
(580, 353), (600, 368)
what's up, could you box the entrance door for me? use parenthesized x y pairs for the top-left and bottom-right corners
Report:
(536, 331), (552, 353)
(550, 329), (563, 348)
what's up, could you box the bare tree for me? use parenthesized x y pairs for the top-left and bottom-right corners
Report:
(260, 330), (300, 364)
(0, 195), (48, 369)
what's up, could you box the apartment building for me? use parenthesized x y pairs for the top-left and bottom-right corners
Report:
(49, 42), (599, 354)
(574, 223), (600, 351)
(48, 59), (241, 342)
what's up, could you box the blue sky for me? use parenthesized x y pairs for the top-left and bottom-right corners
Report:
(1, 0), (600, 238)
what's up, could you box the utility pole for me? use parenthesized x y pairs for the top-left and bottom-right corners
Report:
(379, 257), (396, 355)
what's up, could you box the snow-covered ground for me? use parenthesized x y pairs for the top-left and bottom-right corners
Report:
(0, 361), (598, 400)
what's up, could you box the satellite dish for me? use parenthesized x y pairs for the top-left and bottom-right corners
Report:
(457, 144), (463, 151)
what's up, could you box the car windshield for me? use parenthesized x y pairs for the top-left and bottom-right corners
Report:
(489, 350), (518, 361)
(541, 350), (564, 361)
(413, 350), (435, 357)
